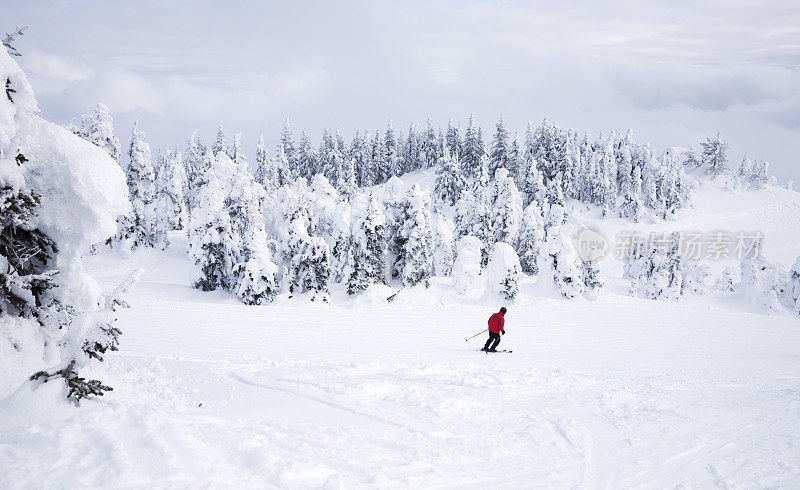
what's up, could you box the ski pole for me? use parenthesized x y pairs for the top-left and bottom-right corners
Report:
(465, 329), (488, 341)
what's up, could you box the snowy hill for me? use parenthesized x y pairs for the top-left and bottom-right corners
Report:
(3, 34), (800, 488)
(2, 173), (800, 488)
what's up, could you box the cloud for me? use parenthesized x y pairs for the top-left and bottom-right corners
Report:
(23, 49), (90, 95)
(610, 65), (799, 112)
(759, 97), (800, 130)
(8, 0), (800, 182)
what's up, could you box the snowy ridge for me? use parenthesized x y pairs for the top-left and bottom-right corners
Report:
(2, 177), (800, 487)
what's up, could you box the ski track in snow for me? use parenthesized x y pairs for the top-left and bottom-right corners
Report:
(3, 183), (800, 488)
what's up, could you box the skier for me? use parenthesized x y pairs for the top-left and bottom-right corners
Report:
(482, 307), (507, 352)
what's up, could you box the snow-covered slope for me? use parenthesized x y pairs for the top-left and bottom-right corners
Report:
(2, 175), (800, 488)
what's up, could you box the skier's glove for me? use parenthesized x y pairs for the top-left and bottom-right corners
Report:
(501, 331), (505, 335)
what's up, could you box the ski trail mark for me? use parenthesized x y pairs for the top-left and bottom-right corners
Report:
(230, 371), (402, 428)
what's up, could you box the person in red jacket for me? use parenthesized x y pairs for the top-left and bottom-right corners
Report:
(482, 307), (507, 352)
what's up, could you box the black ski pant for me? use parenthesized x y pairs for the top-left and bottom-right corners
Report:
(484, 332), (501, 351)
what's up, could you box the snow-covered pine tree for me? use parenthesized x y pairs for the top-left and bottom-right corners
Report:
(786, 257), (800, 315)
(421, 117), (440, 169)
(737, 256), (786, 312)
(349, 129), (368, 186)
(460, 114), (485, 178)
(195, 144), (276, 306)
(338, 157), (358, 197)
(329, 201), (353, 283)
(321, 137), (345, 186)
(403, 124), (421, 173)
(490, 168), (524, 245)
(267, 177), (311, 255)
(0, 186), (58, 320)
(623, 235), (652, 298)
(346, 230), (370, 296)
(1, 43), (130, 402)
(2, 25), (28, 57)
(317, 129), (334, 179)
(597, 134), (617, 215)
(537, 204), (585, 299)
(431, 213), (455, 277)
(629, 165), (645, 219)
(577, 132), (597, 203)
(546, 172), (566, 207)
(380, 176), (406, 280)
(276, 144), (293, 188)
(738, 156), (753, 185)
(189, 165), (236, 291)
(71, 103), (125, 253)
(455, 167), (493, 265)
(682, 145), (701, 168)
(522, 151), (547, 207)
(623, 232), (692, 301)
(519, 122), (535, 188)
(660, 157), (682, 219)
(616, 134), (645, 221)
(154, 148), (187, 237)
(398, 184), (434, 287)
(335, 131), (348, 165)
(640, 149), (665, 215)
(224, 152), (260, 249)
(502, 134), (517, 183)
(362, 195), (389, 284)
(233, 229), (279, 305)
(486, 242), (522, 300)
(280, 117), (297, 172)
(580, 259), (603, 299)
(385, 121), (402, 178)
(476, 154), (491, 192)
(532, 117), (566, 184)
(370, 130), (388, 185)
(183, 131), (206, 211)
(211, 124), (229, 158)
(616, 135), (635, 218)
(750, 159), (769, 190)
(489, 116), (510, 177)
(682, 262), (710, 297)
(228, 161), (279, 306)
(287, 212), (331, 302)
(438, 129), (446, 165)
(433, 146), (465, 207)
(453, 235), (483, 295)
(188, 145), (215, 221)
(231, 133), (249, 172)
(562, 131), (580, 200)
(717, 266), (738, 292)
(446, 118), (462, 157)
(347, 194), (388, 294)
(296, 131), (316, 180)
(110, 121), (159, 251)
(254, 134), (276, 191)
(700, 133), (729, 176)
(517, 201), (545, 274)
(70, 103), (122, 164)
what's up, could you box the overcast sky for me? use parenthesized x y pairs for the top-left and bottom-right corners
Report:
(7, 0), (800, 181)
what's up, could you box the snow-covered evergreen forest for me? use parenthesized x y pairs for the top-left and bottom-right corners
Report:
(68, 106), (792, 309)
(3, 22), (800, 488)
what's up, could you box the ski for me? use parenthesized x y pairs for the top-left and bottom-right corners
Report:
(477, 349), (512, 353)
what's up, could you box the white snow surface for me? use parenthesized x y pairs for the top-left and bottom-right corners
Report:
(2, 171), (800, 488)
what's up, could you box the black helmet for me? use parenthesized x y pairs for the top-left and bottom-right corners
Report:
(500, 307), (507, 314)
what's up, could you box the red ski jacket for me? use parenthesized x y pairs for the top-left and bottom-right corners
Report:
(488, 312), (505, 334)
